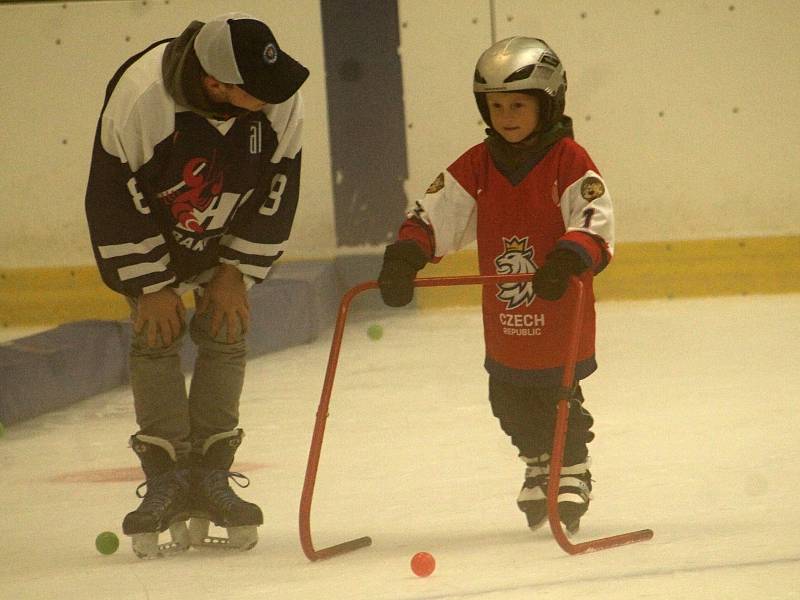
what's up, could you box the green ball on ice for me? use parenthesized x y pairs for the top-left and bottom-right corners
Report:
(95, 531), (119, 555)
(367, 324), (383, 340)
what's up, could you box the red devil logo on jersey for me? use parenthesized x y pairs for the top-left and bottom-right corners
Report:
(156, 154), (224, 233)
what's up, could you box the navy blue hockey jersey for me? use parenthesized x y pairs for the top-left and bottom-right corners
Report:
(85, 40), (304, 298)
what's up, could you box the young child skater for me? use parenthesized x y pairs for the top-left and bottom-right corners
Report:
(378, 37), (614, 533)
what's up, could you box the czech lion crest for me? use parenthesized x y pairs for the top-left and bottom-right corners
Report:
(494, 236), (538, 309)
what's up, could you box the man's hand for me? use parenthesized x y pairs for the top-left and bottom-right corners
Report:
(196, 264), (250, 343)
(134, 288), (186, 348)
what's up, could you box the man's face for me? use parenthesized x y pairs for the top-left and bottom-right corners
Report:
(223, 85), (268, 112)
(203, 76), (267, 112)
(486, 92), (541, 143)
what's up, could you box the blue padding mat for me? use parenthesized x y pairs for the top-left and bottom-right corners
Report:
(0, 260), (340, 426)
(0, 320), (131, 425)
(333, 254), (386, 312)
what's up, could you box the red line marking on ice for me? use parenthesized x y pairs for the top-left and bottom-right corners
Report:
(48, 462), (270, 483)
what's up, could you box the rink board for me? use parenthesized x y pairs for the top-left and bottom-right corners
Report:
(2, 235), (798, 425)
(0, 261), (341, 426)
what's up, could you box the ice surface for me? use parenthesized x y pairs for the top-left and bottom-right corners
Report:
(1, 294), (798, 599)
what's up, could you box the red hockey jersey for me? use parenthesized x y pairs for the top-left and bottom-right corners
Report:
(400, 137), (614, 385)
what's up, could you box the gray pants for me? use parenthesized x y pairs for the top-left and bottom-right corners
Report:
(128, 294), (246, 458)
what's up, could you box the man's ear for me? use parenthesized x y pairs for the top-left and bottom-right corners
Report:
(201, 75), (229, 102)
(202, 74), (222, 92)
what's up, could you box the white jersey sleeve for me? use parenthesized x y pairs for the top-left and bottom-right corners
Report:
(559, 169), (615, 257)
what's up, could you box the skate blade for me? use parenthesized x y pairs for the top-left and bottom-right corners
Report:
(188, 518), (258, 551)
(130, 522), (190, 559)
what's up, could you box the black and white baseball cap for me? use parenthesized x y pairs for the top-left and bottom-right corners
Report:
(194, 13), (309, 104)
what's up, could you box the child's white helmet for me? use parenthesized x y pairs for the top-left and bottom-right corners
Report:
(473, 37), (567, 130)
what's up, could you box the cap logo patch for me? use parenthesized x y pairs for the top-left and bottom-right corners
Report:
(263, 43), (278, 65)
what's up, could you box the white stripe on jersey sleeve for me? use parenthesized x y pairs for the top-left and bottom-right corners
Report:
(98, 234), (166, 259)
(264, 91), (303, 163)
(415, 170), (477, 257)
(220, 234), (285, 259)
(117, 255), (171, 282)
(142, 276), (177, 295)
(559, 170), (615, 255)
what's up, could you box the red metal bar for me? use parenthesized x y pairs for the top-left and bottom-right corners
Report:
(546, 279), (654, 554)
(299, 274), (652, 561)
(299, 274), (530, 560)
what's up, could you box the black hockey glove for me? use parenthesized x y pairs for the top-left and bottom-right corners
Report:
(378, 240), (429, 307)
(532, 248), (587, 301)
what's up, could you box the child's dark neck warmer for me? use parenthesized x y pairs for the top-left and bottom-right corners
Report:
(485, 116), (574, 185)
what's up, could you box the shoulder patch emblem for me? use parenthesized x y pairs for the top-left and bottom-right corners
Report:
(426, 172), (445, 194)
(580, 176), (605, 201)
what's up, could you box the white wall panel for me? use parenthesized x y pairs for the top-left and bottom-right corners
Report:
(1, 1), (798, 271)
(0, 0), (335, 267)
(397, 0), (492, 215)
(493, 0), (800, 241)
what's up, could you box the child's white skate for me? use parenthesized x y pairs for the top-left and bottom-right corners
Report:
(517, 454), (592, 534)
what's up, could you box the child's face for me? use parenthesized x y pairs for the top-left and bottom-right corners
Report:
(486, 92), (541, 143)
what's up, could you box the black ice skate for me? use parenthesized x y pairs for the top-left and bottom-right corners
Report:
(517, 454), (592, 534)
(122, 434), (192, 559)
(187, 429), (263, 551)
(517, 454), (550, 531)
